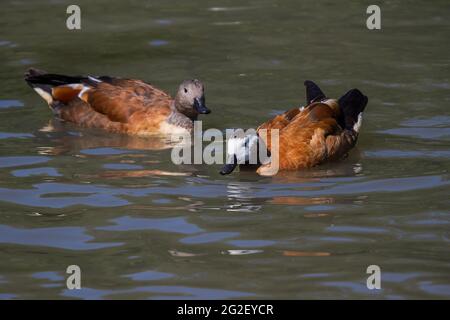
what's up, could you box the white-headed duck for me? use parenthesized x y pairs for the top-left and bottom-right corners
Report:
(220, 81), (368, 176)
(25, 68), (210, 136)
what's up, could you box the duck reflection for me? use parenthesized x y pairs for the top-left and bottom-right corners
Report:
(269, 196), (334, 206)
(225, 181), (263, 213)
(224, 180), (337, 213)
(98, 170), (190, 179)
(33, 120), (199, 179)
(269, 159), (364, 182)
(223, 161), (364, 210)
(132, 197), (204, 212)
(36, 119), (183, 155)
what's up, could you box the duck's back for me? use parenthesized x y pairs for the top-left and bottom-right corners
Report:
(279, 102), (343, 169)
(257, 99), (363, 174)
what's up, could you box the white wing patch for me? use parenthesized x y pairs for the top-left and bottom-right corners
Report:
(34, 88), (53, 105)
(78, 86), (91, 100)
(353, 113), (363, 133)
(88, 76), (102, 83)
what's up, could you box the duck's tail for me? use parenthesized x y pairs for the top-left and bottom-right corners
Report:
(24, 68), (99, 107)
(304, 80), (327, 104)
(338, 88), (368, 133)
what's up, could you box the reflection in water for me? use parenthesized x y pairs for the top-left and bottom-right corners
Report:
(11, 167), (61, 177)
(223, 163), (365, 210)
(131, 198), (204, 212)
(381, 127), (450, 140)
(62, 285), (253, 300)
(168, 250), (205, 257)
(283, 251), (330, 257)
(365, 150), (450, 159)
(97, 216), (202, 234)
(401, 116), (450, 127)
(381, 115), (450, 140)
(32, 271), (64, 281)
(227, 240), (275, 248)
(0, 99), (23, 109)
(0, 183), (131, 208)
(269, 161), (365, 182)
(225, 182), (262, 213)
(0, 173), (447, 209)
(180, 232), (240, 244)
(326, 225), (388, 234)
(0, 225), (122, 250)
(0, 156), (50, 168)
(94, 170), (190, 179)
(270, 196), (334, 206)
(321, 281), (382, 296)
(37, 120), (181, 154)
(225, 250), (263, 255)
(124, 270), (173, 281)
(0, 132), (33, 139)
(220, 162), (361, 214)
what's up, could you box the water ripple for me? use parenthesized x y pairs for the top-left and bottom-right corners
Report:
(124, 270), (174, 281)
(180, 232), (240, 244)
(0, 225), (122, 250)
(0, 175), (447, 208)
(0, 156), (50, 168)
(365, 150), (450, 159)
(97, 216), (202, 234)
(381, 127), (450, 140)
(32, 271), (64, 281)
(0, 132), (34, 139)
(80, 148), (139, 156)
(0, 100), (24, 109)
(227, 240), (276, 248)
(11, 167), (61, 177)
(62, 285), (253, 299)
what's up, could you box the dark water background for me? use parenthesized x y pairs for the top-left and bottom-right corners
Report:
(0, 0), (449, 299)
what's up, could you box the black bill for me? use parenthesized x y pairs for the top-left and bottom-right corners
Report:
(193, 97), (211, 114)
(220, 155), (238, 175)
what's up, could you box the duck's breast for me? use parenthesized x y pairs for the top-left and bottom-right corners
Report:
(158, 111), (193, 136)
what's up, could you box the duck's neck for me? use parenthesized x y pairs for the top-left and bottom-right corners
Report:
(171, 100), (198, 121)
(166, 111), (194, 131)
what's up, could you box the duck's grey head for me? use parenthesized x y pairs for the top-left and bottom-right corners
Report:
(220, 133), (270, 175)
(175, 79), (210, 119)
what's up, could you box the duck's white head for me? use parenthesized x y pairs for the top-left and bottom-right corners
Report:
(220, 133), (270, 175)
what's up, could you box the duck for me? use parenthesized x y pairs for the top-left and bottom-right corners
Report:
(220, 80), (368, 176)
(24, 68), (210, 136)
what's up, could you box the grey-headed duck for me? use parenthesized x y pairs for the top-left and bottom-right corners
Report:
(25, 68), (210, 136)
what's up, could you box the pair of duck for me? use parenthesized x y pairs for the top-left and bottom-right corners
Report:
(25, 68), (368, 176)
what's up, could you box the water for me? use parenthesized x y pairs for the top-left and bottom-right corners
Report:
(0, 0), (449, 299)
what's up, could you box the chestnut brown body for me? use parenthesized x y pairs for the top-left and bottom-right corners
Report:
(25, 68), (210, 136)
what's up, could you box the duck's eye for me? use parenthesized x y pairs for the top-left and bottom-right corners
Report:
(184, 88), (188, 93)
